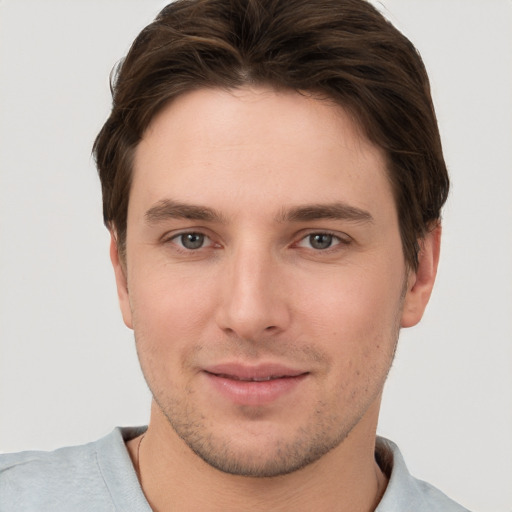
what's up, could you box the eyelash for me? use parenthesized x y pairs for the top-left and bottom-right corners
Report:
(295, 231), (351, 251)
(167, 232), (216, 252)
(164, 230), (351, 253)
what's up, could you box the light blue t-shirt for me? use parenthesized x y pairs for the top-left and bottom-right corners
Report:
(0, 427), (470, 511)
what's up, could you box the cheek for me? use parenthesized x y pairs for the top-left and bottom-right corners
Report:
(300, 266), (402, 333)
(301, 277), (401, 415)
(295, 264), (403, 375)
(128, 264), (218, 361)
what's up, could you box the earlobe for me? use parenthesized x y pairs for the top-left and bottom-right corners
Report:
(109, 232), (133, 330)
(401, 224), (442, 328)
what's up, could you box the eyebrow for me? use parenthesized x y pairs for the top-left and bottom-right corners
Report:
(145, 199), (227, 224)
(144, 199), (373, 225)
(277, 203), (374, 224)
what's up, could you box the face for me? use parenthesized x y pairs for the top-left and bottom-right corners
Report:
(113, 86), (436, 477)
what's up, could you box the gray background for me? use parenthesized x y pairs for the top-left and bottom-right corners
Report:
(1, 1), (511, 510)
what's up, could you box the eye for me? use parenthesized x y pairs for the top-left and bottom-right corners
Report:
(307, 233), (335, 250)
(297, 232), (348, 250)
(172, 232), (211, 250)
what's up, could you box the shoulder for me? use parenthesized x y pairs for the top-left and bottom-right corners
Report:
(0, 427), (145, 512)
(0, 439), (112, 512)
(376, 437), (472, 512)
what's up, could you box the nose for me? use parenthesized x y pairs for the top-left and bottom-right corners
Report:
(215, 245), (291, 341)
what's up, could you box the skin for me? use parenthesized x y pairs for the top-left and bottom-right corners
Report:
(112, 86), (440, 511)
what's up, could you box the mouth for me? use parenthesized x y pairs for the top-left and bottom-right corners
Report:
(204, 362), (308, 380)
(202, 363), (309, 406)
(205, 372), (304, 382)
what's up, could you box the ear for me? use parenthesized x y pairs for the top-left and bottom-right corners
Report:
(110, 231), (133, 329)
(401, 224), (442, 328)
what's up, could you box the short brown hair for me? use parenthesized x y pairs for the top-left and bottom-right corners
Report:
(93, 0), (448, 269)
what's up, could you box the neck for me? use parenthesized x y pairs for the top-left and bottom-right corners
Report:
(127, 403), (387, 512)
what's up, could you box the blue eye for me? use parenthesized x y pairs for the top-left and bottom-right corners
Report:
(174, 233), (208, 250)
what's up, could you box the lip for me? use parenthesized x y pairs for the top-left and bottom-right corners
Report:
(203, 362), (309, 406)
(205, 362), (308, 380)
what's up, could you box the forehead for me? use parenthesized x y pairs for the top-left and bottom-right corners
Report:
(130, 86), (393, 221)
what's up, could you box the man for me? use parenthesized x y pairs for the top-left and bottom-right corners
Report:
(0, 0), (471, 510)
